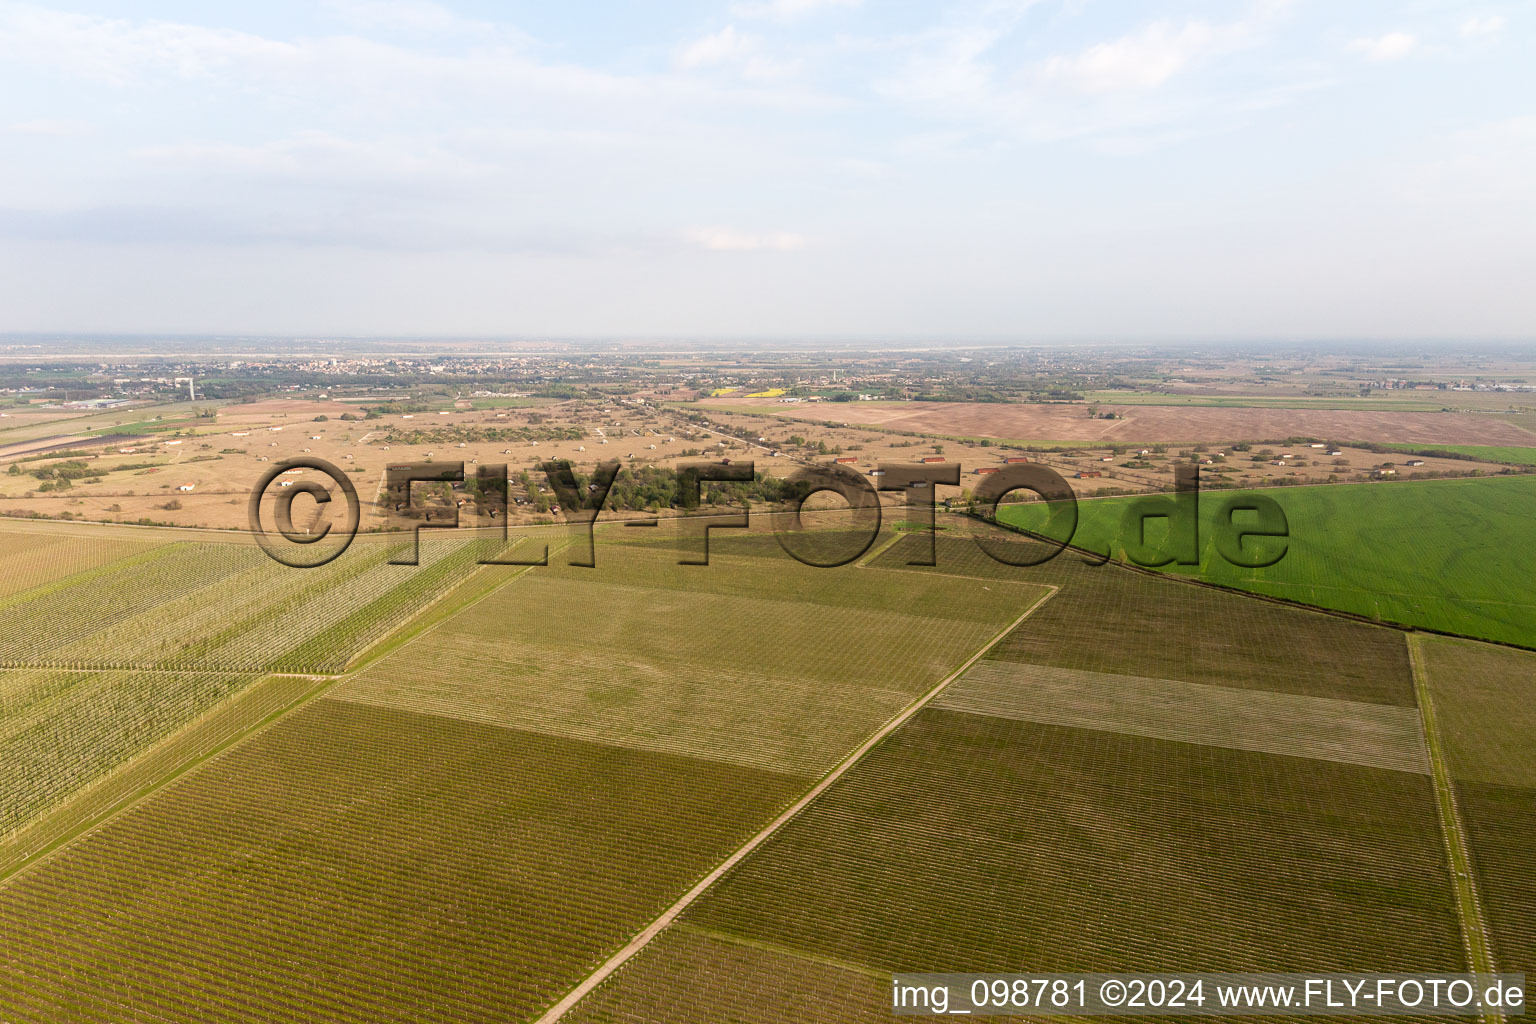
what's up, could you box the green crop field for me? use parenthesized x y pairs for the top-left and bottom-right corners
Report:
(0, 668), (260, 836)
(1417, 638), (1536, 976)
(0, 529), (165, 600)
(0, 699), (808, 1024)
(933, 660), (1428, 772)
(339, 537), (1040, 777)
(1082, 391), (1457, 411)
(0, 522), (1050, 1022)
(998, 475), (1536, 648)
(566, 926), (890, 1024)
(0, 673), (321, 880)
(1381, 443), (1536, 465)
(0, 403), (192, 445)
(570, 710), (1464, 1022)
(0, 535), (495, 673)
(559, 532), (1481, 1022)
(685, 710), (1462, 971)
(0, 515), (1524, 1022)
(874, 529), (1418, 704)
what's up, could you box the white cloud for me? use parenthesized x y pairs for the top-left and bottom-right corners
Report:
(0, 3), (298, 86)
(130, 131), (492, 187)
(1392, 116), (1536, 207)
(1348, 32), (1416, 61)
(1459, 15), (1505, 37)
(0, 1), (655, 102)
(320, 0), (498, 36)
(1039, 19), (1252, 93)
(731, 0), (861, 22)
(687, 226), (805, 251)
(677, 26), (757, 69)
(7, 119), (87, 136)
(675, 25), (798, 79)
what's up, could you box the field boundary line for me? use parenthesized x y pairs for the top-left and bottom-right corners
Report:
(532, 583), (1060, 1024)
(854, 529), (905, 567)
(1407, 633), (1501, 1024)
(0, 673), (330, 888)
(339, 536), (563, 676)
(977, 511), (1536, 654)
(0, 551), (551, 889)
(672, 921), (889, 981)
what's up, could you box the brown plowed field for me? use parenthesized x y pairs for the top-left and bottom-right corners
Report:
(703, 400), (1536, 445)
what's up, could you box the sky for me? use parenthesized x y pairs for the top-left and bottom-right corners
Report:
(0, 0), (1531, 340)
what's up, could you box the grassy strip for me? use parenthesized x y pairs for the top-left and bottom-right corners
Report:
(1407, 633), (1502, 1024)
(853, 529), (905, 567)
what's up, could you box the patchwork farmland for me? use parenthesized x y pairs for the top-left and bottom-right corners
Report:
(0, 522), (1044, 1022)
(0, 534), (497, 672)
(1416, 637), (1536, 980)
(0, 512), (1528, 1022)
(1000, 475), (1536, 649)
(558, 530), (1494, 1022)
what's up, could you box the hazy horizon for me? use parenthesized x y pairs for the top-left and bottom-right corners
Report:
(2, 0), (1532, 339)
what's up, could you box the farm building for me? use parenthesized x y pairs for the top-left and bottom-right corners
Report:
(834, 457), (858, 464)
(974, 467), (1000, 475)
(1405, 459), (1426, 467)
(177, 484), (194, 492)
(1004, 456), (1030, 464)
(920, 456), (946, 464)
(1076, 470), (1103, 478)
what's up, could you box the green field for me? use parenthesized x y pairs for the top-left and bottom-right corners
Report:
(934, 660), (1428, 772)
(0, 700), (808, 1023)
(0, 668), (260, 835)
(0, 403), (192, 445)
(684, 711), (1461, 970)
(1083, 391), (1458, 411)
(1418, 638), (1536, 977)
(561, 531), (1476, 1021)
(572, 710), (1465, 1021)
(0, 528), (164, 600)
(0, 516), (1525, 1022)
(0, 673), (321, 880)
(0, 535), (497, 672)
(567, 926), (889, 1024)
(1381, 443), (1536, 465)
(0, 524), (1045, 1022)
(875, 528), (1418, 703)
(999, 475), (1536, 649)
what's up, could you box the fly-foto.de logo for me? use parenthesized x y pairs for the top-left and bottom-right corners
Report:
(249, 458), (1289, 571)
